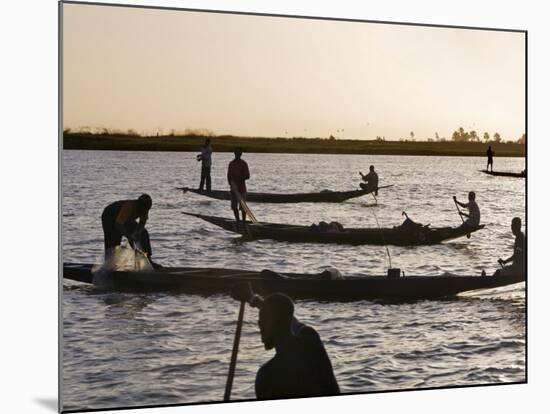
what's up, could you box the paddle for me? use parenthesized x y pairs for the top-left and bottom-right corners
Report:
(230, 181), (258, 224)
(453, 196), (471, 239)
(224, 300), (246, 401)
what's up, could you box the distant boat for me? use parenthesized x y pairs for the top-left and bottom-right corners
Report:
(480, 170), (525, 178)
(178, 185), (393, 203)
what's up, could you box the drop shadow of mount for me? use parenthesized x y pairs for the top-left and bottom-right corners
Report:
(34, 398), (57, 412)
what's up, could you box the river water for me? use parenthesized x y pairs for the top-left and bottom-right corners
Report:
(62, 150), (526, 411)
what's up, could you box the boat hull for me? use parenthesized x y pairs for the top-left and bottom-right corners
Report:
(63, 263), (525, 300)
(178, 186), (392, 203)
(183, 212), (485, 246)
(480, 170), (525, 178)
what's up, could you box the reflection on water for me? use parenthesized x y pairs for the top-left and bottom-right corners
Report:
(62, 151), (525, 411)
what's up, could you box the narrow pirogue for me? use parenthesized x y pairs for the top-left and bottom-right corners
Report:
(182, 212), (485, 246)
(63, 263), (524, 300)
(480, 170), (526, 178)
(177, 185), (393, 203)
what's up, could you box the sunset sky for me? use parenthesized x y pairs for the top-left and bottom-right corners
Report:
(63, 3), (525, 140)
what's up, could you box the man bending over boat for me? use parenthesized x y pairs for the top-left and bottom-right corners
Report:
(454, 192), (480, 229)
(231, 284), (340, 400)
(359, 165), (379, 195)
(227, 148), (250, 226)
(101, 194), (161, 268)
(496, 217), (525, 277)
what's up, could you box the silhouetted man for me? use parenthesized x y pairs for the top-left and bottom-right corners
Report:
(227, 148), (250, 225)
(359, 165), (379, 195)
(486, 145), (494, 172)
(497, 217), (525, 276)
(232, 285), (339, 399)
(197, 138), (213, 192)
(454, 191), (480, 229)
(101, 194), (160, 268)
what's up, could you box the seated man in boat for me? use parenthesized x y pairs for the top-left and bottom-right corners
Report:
(101, 194), (161, 268)
(359, 165), (379, 195)
(231, 284), (340, 399)
(227, 148), (250, 226)
(496, 217), (525, 277)
(454, 191), (480, 229)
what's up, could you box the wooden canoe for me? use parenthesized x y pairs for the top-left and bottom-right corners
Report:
(63, 263), (524, 300)
(183, 212), (485, 246)
(177, 185), (393, 203)
(480, 170), (526, 178)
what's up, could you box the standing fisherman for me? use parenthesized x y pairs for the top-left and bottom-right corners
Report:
(486, 145), (494, 172)
(227, 148), (250, 226)
(197, 138), (213, 192)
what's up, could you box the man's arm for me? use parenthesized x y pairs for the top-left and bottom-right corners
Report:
(244, 162), (250, 181)
(232, 283), (305, 334)
(500, 254), (514, 265)
(499, 237), (523, 266)
(501, 239), (524, 265)
(136, 211), (148, 235)
(227, 163), (233, 185)
(114, 203), (135, 240)
(456, 200), (467, 208)
(362, 172), (372, 183)
(255, 364), (273, 400)
(299, 327), (340, 395)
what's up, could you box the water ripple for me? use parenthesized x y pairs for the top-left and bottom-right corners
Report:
(62, 151), (525, 410)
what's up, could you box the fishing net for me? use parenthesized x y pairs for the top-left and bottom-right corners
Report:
(91, 245), (153, 287)
(92, 245), (153, 273)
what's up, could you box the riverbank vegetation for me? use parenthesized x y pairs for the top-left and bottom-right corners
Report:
(63, 128), (525, 157)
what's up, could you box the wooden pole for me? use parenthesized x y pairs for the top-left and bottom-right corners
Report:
(224, 301), (246, 401)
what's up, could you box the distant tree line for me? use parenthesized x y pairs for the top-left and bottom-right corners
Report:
(63, 126), (526, 144)
(449, 127), (524, 144)
(63, 126), (216, 137)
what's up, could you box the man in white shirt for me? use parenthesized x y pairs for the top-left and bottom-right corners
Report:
(197, 138), (213, 192)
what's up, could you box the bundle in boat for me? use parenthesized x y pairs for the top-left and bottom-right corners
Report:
(182, 212), (485, 246)
(177, 185), (393, 203)
(63, 262), (524, 300)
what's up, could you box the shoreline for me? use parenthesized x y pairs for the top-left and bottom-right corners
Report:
(63, 133), (526, 157)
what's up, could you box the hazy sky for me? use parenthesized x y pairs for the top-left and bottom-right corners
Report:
(63, 3), (525, 140)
